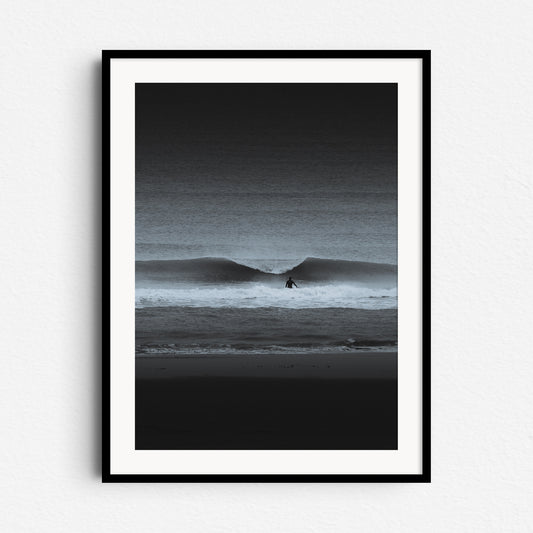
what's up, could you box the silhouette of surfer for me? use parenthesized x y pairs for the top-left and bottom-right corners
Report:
(285, 276), (298, 288)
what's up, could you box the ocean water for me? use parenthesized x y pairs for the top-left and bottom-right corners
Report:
(135, 258), (397, 355)
(136, 188), (397, 266)
(136, 307), (397, 356)
(135, 174), (398, 355)
(135, 83), (397, 356)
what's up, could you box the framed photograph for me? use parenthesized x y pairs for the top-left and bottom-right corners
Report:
(103, 50), (430, 482)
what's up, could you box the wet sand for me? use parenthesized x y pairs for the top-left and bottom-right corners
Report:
(136, 352), (397, 450)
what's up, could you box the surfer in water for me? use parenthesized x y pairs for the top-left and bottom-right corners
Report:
(285, 276), (298, 288)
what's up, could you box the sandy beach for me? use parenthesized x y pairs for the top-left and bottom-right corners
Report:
(136, 352), (397, 450)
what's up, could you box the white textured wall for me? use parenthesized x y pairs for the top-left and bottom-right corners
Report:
(2, 1), (532, 531)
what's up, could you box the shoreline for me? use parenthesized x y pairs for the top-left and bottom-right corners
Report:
(136, 351), (397, 380)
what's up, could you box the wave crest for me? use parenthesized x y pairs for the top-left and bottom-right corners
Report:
(136, 257), (397, 287)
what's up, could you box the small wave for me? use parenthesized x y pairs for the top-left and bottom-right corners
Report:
(136, 341), (397, 356)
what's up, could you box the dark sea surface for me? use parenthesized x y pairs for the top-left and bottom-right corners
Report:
(136, 186), (397, 266)
(136, 307), (397, 355)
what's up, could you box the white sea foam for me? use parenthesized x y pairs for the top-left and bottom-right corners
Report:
(136, 343), (395, 355)
(135, 283), (397, 309)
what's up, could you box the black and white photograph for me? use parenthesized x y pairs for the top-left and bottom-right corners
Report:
(105, 52), (429, 480)
(135, 82), (399, 450)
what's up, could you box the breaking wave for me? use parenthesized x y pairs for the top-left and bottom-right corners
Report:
(136, 257), (397, 286)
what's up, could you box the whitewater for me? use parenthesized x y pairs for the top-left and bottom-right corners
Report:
(136, 283), (397, 309)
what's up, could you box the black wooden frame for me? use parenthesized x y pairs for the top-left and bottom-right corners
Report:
(102, 50), (431, 483)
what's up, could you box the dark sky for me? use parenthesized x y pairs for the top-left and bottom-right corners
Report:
(136, 83), (397, 191)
